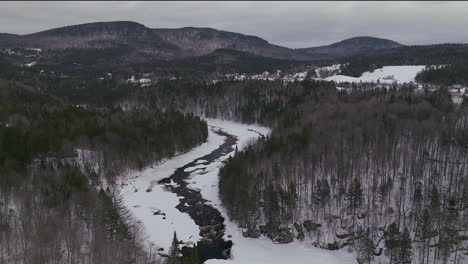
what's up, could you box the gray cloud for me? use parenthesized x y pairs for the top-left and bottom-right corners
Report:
(0, 1), (467, 48)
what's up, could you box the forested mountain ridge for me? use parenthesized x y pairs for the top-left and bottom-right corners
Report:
(0, 21), (403, 62)
(296, 36), (403, 60)
(153, 27), (296, 59)
(0, 33), (17, 38)
(0, 21), (182, 60)
(154, 29), (402, 60)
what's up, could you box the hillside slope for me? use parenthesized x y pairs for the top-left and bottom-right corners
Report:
(0, 21), (182, 59)
(0, 21), (404, 62)
(297, 36), (403, 60)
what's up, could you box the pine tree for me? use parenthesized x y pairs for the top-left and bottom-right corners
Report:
(321, 178), (330, 204)
(461, 184), (468, 213)
(378, 181), (388, 205)
(416, 208), (433, 264)
(384, 222), (401, 263)
(416, 209), (434, 240)
(263, 182), (279, 233)
(168, 231), (180, 264)
(338, 183), (347, 206)
(429, 184), (440, 212)
(413, 186), (423, 225)
(439, 197), (459, 263)
(355, 227), (375, 264)
(287, 181), (297, 212)
(397, 227), (412, 264)
(347, 178), (364, 216)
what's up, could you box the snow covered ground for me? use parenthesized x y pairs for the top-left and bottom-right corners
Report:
(120, 118), (355, 263)
(119, 122), (226, 251)
(324, 65), (426, 84)
(315, 64), (341, 79)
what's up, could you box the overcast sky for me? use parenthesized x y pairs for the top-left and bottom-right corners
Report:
(1, 1), (468, 48)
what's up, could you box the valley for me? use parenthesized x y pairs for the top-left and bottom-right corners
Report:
(1, 8), (468, 264)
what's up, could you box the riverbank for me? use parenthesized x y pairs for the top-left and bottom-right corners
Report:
(119, 119), (269, 255)
(119, 118), (355, 263)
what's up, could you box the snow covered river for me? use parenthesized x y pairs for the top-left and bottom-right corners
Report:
(120, 119), (355, 264)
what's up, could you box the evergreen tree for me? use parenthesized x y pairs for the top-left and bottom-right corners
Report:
(429, 184), (441, 211)
(397, 227), (412, 264)
(168, 231), (181, 264)
(347, 178), (364, 216)
(461, 184), (468, 213)
(355, 228), (375, 264)
(263, 182), (279, 233)
(416, 209), (434, 241)
(384, 222), (401, 263)
(378, 181), (388, 204)
(439, 197), (459, 262)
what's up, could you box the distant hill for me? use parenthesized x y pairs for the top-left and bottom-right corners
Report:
(0, 21), (182, 59)
(296, 36), (403, 60)
(153, 27), (300, 60)
(0, 21), (405, 62)
(153, 28), (402, 60)
(0, 33), (18, 39)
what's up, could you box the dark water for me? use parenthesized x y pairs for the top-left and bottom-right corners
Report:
(159, 128), (238, 263)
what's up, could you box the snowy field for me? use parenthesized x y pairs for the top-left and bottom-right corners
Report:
(324, 65), (426, 84)
(120, 118), (355, 263)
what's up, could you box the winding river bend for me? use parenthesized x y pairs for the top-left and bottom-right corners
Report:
(158, 129), (238, 263)
(123, 120), (354, 264)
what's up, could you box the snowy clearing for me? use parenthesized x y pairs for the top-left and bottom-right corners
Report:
(325, 65), (426, 84)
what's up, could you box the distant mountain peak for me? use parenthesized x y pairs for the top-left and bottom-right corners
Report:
(295, 36), (403, 60)
(28, 21), (149, 37)
(329, 36), (402, 48)
(0, 21), (180, 60)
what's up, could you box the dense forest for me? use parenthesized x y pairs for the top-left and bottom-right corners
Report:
(0, 79), (208, 263)
(125, 79), (335, 126)
(0, 47), (310, 83)
(416, 64), (468, 86)
(130, 49), (310, 77)
(219, 85), (468, 263)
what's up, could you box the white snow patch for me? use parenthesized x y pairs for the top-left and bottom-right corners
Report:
(315, 64), (341, 78)
(206, 237), (354, 264)
(183, 164), (206, 173)
(325, 65), (426, 84)
(26, 48), (42, 52)
(24, 61), (37, 67)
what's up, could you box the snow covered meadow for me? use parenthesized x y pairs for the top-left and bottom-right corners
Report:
(324, 65), (426, 84)
(119, 119), (355, 263)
